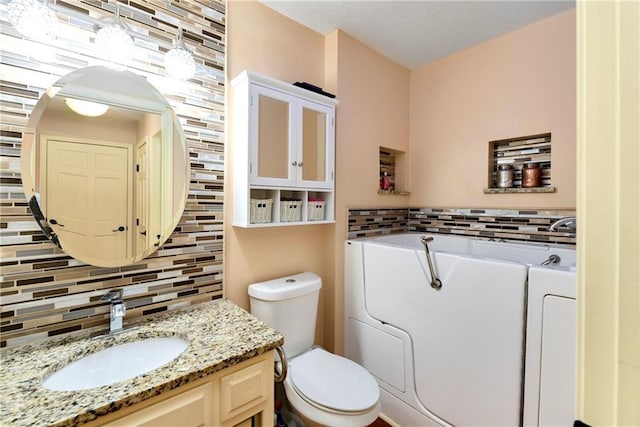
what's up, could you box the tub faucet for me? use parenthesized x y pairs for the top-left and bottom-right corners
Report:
(541, 254), (561, 266)
(101, 289), (126, 333)
(548, 217), (577, 233)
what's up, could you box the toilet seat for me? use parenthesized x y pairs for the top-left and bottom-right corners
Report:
(288, 348), (379, 413)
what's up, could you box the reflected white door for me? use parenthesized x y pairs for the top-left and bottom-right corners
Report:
(136, 137), (149, 255)
(46, 139), (130, 266)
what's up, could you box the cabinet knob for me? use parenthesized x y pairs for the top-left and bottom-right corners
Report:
(291, 161), (297, 166)
(298, 162), (303, 167)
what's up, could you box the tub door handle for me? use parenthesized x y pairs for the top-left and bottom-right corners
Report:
(274, 346), (288, 382)
(421, 236), (443, 290)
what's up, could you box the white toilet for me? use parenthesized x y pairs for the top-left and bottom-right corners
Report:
(248, 272), (381, 427)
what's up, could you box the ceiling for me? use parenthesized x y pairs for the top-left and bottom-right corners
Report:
(258, 0), (575, 69)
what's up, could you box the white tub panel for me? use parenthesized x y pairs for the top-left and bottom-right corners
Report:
(539, 296), (576, 427)
(348, 318), (406, 392)
(523, 266), (577, 427)
(379, 387), (442, 427)
(363, 243), (527, 426)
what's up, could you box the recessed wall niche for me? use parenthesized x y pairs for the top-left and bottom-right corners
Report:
(484, 133), (556, 194)
(379, 147), (410, 196)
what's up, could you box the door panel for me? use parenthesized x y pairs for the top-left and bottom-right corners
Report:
(250, 85), (295, 187)
(257, 95), (289, 180)
(46, 139), (130, 266)
(298, 99), (333, 189)
(301, 107), (326, 182)
(363, 244), (526, 426)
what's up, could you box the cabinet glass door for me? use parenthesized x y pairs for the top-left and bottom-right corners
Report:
(298, 100), (333, 189)
(251, 85), (295, 186)
(258, 96), (288, 179)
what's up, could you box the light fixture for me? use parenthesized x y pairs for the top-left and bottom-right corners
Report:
(64, 98), (110, 117)
(7, 0), (59, 42)
(164, 27), (196, 80)
(95, 3), (134, 68)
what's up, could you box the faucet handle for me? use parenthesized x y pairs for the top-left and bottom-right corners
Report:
(112, 302), (126, 317)
(101, 288), (123, 302)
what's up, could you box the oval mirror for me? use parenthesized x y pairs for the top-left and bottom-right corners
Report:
(21, 66), (189, 267)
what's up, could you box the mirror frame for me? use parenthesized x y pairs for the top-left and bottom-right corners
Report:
(21, 66), (190, 267)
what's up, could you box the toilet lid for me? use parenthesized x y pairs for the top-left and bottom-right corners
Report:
(289, 348), (379, 412)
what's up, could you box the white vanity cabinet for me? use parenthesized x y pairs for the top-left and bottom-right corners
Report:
(232, 70), (338, 227)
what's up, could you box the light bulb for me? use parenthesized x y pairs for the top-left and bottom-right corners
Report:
(7, 0), (59, 42)
(95, 4), (134, 68)
(165, 46), (196, 80)
(164, 28), (196, 80)
(64, 98), (110, 117)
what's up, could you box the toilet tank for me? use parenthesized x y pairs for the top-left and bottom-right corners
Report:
(248, 272), (321, 358)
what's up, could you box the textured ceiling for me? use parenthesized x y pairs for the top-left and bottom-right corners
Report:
(259, 0), (575, 69)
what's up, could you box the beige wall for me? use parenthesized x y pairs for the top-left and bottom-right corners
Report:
(328, 30), (411, 353)
(38, 109), (137, 144)
(136, 112), (162, 142)
(409, 9), (576, 209)
(225, 0), (330, 345)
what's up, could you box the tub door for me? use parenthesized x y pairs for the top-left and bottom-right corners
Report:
(363, 244), (527, 427)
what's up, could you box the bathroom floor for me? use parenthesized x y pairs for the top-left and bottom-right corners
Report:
(368, 417), (392, 427)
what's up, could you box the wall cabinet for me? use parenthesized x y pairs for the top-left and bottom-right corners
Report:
(232, 71), (338, 227)
(90, 351), (274, 427)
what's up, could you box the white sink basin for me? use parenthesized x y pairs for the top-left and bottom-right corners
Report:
(42, 337), (188, 391)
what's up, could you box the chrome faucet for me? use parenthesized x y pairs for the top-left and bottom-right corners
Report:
(101, 289), (126, 333)
(548, 217), (577, 233)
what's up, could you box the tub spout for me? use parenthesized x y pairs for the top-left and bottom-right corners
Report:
(548, 217), (577, 233)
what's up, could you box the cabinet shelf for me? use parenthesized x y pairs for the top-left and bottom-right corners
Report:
(232, 71), (338, 228)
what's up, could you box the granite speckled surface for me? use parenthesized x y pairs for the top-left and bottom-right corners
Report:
(0, 299), (283, 426)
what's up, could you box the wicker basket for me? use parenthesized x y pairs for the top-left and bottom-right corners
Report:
(280, 200), (302, 222)
(307, 199), (325, 221)
(250, 199), (273, 224)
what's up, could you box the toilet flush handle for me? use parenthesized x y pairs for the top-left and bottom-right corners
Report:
(274, 346), (288, 382)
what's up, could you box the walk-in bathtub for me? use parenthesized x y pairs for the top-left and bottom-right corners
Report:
(345, 233), (576, 427)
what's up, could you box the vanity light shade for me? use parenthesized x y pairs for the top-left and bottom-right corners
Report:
(95, 23), (134, 66)
(64, 98), (109, 117)
(165, 46), (196, 80)
(164, 28), (195, 80)
(95, 4), (134, 68)
(7, 0), (59, 42)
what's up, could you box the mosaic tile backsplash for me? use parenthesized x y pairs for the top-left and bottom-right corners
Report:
(348, 207), (576, 245)
(348, 208), (408, 239)
(0, 0), (225, 348)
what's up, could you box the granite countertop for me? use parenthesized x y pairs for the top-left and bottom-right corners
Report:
(0, 299), (283, 426)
